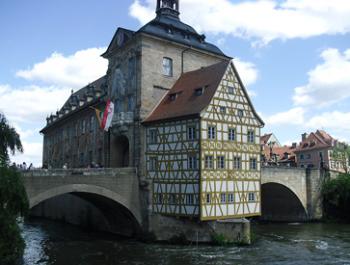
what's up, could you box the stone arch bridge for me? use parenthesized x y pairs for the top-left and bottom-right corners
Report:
(261, 167), (325, 221)
(23, 168), (145, 236)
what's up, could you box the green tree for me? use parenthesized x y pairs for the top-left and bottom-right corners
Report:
(331, 143), (350, 173)
(0, 113), (29, 265)
(322, 173), (350, 221)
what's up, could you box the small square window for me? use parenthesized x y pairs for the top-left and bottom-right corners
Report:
(228, 86), (235, 94)
(149, 157), (158, 171)
(168, 194), (176, 204)
(250, 158), (257, 170)
(233, 156), (241, 169)
(248, 192), (256, 202)
(206, 193), (211, 203)
(248, 130), (255, 143)
(205, 156), (214, 169)
(188, 155), (197, 170)
(195, 87), (204, 96)
(229, 128), (235, 141)
(217, 156), (225, 169)
(228, 193), (234, 203)
(188, 126), (196, 140)
(220, 106), (226, 114)
(208, 126), (216, 140)
(220, 193), (226, 203)
(150, 129), (158, 144)
(185, 194), (194, 205)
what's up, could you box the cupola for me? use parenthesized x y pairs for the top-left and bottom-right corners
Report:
(156, 0), (180, 19)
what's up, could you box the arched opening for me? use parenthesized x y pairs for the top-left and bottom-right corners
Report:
(30, 192), (141, 237)
(112, 135), (129, 168)
(260, 183), (308, 222)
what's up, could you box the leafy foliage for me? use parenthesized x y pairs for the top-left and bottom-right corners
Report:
(0, 113), (28, 264)
(322, 173), (350, 221)
(331, 143), (350, 173)
(0, 113), (23, 166)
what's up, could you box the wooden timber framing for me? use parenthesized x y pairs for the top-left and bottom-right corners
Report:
(144, 61), (264, 220)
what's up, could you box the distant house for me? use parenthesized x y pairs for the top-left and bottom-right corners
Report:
(261, 133), (297, 167)
(294, 130), (349, 172)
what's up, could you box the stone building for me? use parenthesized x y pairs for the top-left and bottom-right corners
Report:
(41, 0), (264, 226)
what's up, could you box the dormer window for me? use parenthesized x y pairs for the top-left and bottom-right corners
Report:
(169, 93), (177, 101)
(162, 57), (173, 76)
(195, 87), (204, 96)
(167, 27), (173, 34)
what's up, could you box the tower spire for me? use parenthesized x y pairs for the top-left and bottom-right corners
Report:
(156, 0), (180, 19)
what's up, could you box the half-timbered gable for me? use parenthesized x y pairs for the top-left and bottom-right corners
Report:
(200, 61), (264, 220)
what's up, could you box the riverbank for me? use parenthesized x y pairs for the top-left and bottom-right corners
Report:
(21, 218), (350, 265)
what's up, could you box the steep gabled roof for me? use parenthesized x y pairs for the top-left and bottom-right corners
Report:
(143, 61), (229, 123)
(295, 130), (335, 153)
(261, 133), (273, 145)
(143, 60), (265, 126)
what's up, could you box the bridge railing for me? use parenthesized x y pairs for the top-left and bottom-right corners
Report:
(22, 167), (137, 177)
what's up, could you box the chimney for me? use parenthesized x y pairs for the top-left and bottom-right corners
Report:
(292, 142), (297, 149)
(302, 133), (308, 141)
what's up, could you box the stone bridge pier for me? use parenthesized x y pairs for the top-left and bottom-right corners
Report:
(23, 168), (146, 237)
(261, 167), (325, 222)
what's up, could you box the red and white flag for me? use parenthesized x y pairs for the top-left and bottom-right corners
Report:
(95, 99), (114, 131)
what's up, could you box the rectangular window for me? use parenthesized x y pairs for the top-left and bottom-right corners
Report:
(208, 126), (216, 140)
(228, 86), (235, 94)
(168, 194), (176, 204)
(149, 157), (158, 171)
(149, 129), (158, 144)
(217, 156), (225, 169)
(248, 130), (255, 143)
(188, 155), (197, 170)
(205, 156), (214, 169)
(233, 156), (241, 169)
(82, 120), (86, 134)
(238, 109), (244, 118)
(250, 158), (257, 170)
(90, 116), (94, 132)
(219, 106), (226, 114)
(228, 193), (234, 203)
(157, 193), (163, 204)
(187, 126), (196, 140)
(300, 154), (305, 160)
(162, 57), (173, 76)
(206, 193), (211, 204)
(185, 194), (194, 205)
(220, 193), (226, 203)
(229, 128), (235, 141)
(306, 154), (311, 159)
(248, 192), (256, 202)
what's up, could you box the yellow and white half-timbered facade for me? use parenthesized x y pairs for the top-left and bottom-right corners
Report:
(144, 60), (264, 221)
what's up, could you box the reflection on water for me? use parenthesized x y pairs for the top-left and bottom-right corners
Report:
(21, 219), (350, 265)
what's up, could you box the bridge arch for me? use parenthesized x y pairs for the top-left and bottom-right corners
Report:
(29, 184), (142, 226)
(261, 182), (308, 222)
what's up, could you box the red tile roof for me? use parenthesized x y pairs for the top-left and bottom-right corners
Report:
(260, 133), (272, 145)
(295, 130), (335, 152)
(143, 61), (230, 123)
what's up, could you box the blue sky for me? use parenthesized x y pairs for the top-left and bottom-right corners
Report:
(1, 0), (350, 166)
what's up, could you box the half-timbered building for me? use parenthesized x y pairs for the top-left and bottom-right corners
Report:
(143, 60), (264, 220)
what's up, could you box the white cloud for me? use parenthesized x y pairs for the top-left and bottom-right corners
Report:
(11, 141), (43, 167)
(308, 111), (350, 133)
(16, 47), (108, 89)
(264, 107), (305, 125)
(293, 48), (350, 107)
(0, 84), (71, 124)
(233, 58), (258, 87)
(129, 0), (350, 45)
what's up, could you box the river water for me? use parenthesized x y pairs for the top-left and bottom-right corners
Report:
(21, 219), (350, 265)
